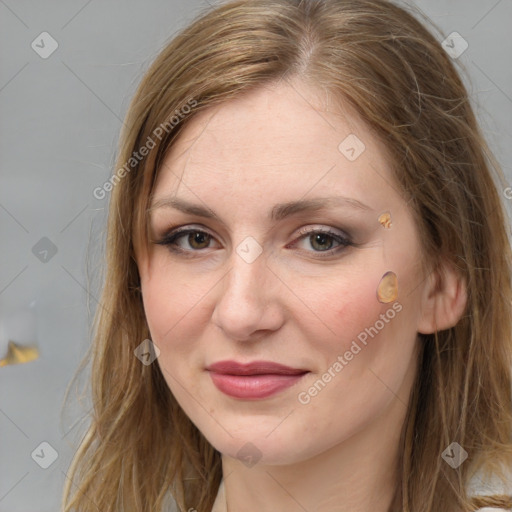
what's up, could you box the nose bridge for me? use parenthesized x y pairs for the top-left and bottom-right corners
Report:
(224, 238), (268, 300)
(211, 237), (276, 339)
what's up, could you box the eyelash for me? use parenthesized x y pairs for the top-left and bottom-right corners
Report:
(153, 224), (355, 259)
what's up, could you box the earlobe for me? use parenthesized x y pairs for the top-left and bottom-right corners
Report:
(417, 261), (468, 335)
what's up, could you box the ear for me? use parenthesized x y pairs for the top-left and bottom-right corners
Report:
(417, 260), (467, 334)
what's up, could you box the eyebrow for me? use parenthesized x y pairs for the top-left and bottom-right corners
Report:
(149, 195), (373, 223)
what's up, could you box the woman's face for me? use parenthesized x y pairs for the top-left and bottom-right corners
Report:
(137, 79), (429, 466)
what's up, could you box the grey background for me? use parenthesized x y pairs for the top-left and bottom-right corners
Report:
(0, 1), (511, 510)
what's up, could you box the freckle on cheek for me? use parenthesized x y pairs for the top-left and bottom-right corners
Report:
(377, 271), (398, 303)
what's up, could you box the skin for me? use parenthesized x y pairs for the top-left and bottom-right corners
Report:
(135, 78), (467, 512)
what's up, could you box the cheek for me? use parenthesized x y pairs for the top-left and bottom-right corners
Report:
(335, 280), (379, 322)
(311, 263), (411, 369)
(141, 279), (171, 340)
(326, 268), (392, 338)
(141, 276), (202, 392)
(140, 269), (199, 346)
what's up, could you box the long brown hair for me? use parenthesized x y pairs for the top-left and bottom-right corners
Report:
(61, 1), (512, 510)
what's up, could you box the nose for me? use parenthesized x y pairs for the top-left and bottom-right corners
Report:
(211, 244), (284, 342)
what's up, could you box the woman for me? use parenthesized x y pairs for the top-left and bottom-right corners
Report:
(61, 0), (512, 511)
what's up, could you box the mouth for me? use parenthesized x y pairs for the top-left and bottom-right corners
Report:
(206, 360), (308, 376)
(205, 360), (309, 399)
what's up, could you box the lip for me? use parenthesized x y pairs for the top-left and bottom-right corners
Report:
(206, 360), (309, 400)
(206, 360), (308, 375)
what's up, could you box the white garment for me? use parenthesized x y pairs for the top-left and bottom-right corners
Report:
(468, 464), (512, 512)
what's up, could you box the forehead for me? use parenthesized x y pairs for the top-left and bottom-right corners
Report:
(152, 80), (401, 212)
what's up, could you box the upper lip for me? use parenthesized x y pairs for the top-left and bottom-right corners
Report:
(206, 360), (308, 376)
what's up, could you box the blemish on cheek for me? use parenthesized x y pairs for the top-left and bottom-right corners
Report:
(377, 271), (398, 303)
(378, 211), (392, 228)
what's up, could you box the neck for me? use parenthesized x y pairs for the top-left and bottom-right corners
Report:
(218, 393), (407, 512)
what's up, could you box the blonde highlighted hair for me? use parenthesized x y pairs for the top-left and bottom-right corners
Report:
(62, 1), (512, 510)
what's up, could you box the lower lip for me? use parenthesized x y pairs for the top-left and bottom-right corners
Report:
(208, 371), (308, 399)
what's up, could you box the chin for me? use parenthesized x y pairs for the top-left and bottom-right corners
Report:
(202, 426), (317, 467)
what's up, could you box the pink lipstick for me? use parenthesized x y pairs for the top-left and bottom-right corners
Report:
(206, 360), (309, 400)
